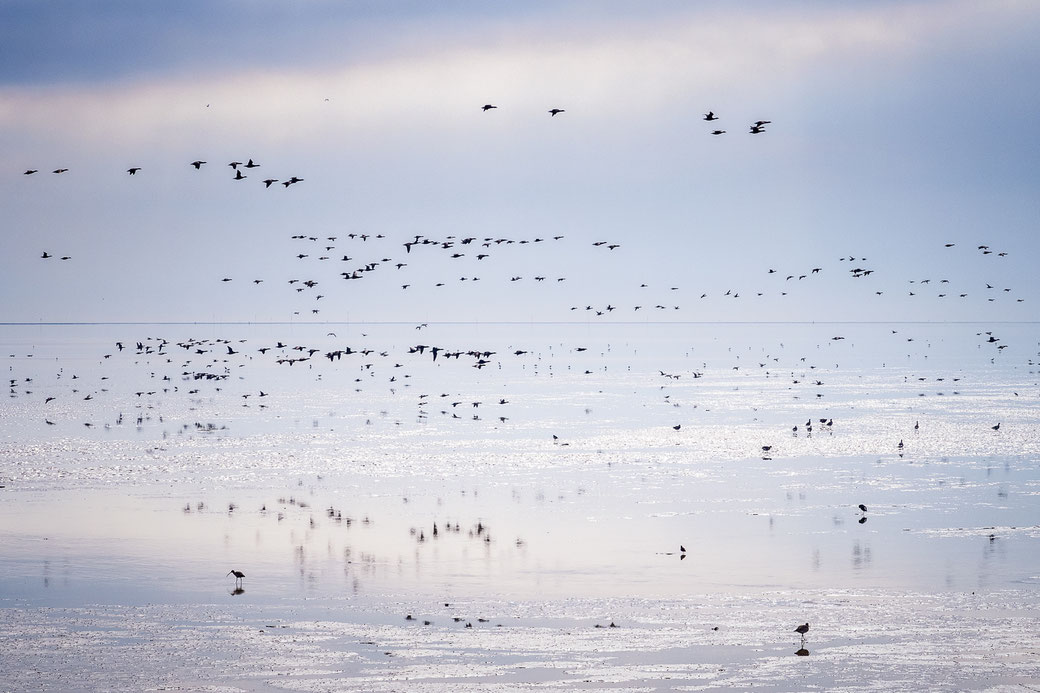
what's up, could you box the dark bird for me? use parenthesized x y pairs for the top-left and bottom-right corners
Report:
(262, 179), (278, 188)
(24, 169), (38, 175)
(795, 623), (809, 637)
(244, 159), (260, 168)
(548, 108), (565, 116)
(127, 167), (141, 175)
(41, 251), (52, 259)
(703, 111), (718, 121)
(858, 504), (867, 513)
(234, 170), (246, 180)
(711, 129), (726, 135)
(482, 104), (497, 111)
(52, 168), (68, 174)
(190, 160), (206, 169)
(228, 161), (243, 170)
(992, 423), (1001, 431)
(227, 569), (245, 585)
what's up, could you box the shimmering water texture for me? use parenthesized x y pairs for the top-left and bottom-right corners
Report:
(2, 322), (1039, 691)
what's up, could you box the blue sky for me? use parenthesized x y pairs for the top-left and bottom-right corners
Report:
(1, 0), (1037, 323)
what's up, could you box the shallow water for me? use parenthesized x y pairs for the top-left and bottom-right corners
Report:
(2, 322), (1039, 690)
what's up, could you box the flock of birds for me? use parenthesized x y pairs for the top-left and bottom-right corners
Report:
(9, 98), (1033, 664)
(20, 101), (1026, 322)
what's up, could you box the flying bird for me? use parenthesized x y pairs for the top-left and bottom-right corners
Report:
(127, 167), (141, 175)
(482, 104), (497, 111)
(190, 160), (206, 169)
(548, 108), (565, 116)
(703, 111), (718, 121)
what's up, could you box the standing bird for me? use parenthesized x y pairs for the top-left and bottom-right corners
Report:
(227, 569), (245, 586)
(795, 623), (809, 639)
(548, 108), (565, 116)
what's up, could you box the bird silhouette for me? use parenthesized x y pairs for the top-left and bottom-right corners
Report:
(190, 160), (206, 169)
(548, 108), (565, 116)
(126, 167), (141, 175)
(227, 569), (245, 586)
(481, 104), (497, 111)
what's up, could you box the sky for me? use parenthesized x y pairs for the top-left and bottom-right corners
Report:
(1, 0), (1038, 324)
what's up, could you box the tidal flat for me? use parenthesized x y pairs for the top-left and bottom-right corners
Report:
(2, 322), (1039, 691)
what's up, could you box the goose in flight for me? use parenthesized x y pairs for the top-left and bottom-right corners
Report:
(482, 104), (497, 111)
(703, 111), (718, 121)
(23, 169), (38, 175)
(190, 160), (206, 169)
(127, 167), (141, 175)
(262, 179), (278, 188)
(548, 108), (565, 116)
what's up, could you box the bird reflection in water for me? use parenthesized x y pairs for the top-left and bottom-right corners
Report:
(230, 586), (245, 596)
